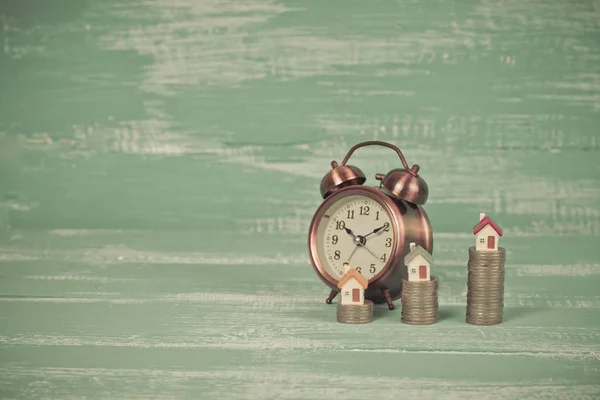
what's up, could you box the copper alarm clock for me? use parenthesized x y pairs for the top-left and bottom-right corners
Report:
(308, 141), (433, 310)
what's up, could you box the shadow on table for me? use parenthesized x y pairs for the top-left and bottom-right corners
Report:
(502, 307), (542, 323)
(437, 306), (463, 322)
(299, 303), (396, 324)
(435, 305), (543, 324)
(373, 304), (398, 320)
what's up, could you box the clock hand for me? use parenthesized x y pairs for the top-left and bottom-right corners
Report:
(344, 226), (356, 238)
(363, 223), (389, 238)
(346, 246), (359, 263)
(361, 244), (380, 260)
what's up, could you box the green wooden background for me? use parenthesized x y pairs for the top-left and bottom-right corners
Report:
(1, 0), (599, 398)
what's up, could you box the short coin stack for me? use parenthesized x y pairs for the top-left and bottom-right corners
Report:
(466, 246), (506, 325)
(401, 276), (438, 325)
(337, 300), (374, 324)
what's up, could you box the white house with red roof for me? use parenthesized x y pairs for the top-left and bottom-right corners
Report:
(473, 212), (503, 251)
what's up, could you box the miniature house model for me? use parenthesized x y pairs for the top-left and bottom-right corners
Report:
(472, 212), (503, 251)
(404, 242), (433, 282)
(337, 266), (368, 305)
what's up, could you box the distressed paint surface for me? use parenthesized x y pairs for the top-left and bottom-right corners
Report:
(1, 0), (600, 398)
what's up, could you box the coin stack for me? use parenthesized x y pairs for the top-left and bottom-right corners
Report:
(337, 300), (374, 324)
(401, 276), (439, 325)
(466, 246), (506, 325)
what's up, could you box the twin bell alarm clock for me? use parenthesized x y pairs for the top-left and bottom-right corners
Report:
(307, 141), (433, 310)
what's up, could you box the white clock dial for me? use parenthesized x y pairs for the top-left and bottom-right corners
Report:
(316, 194), (394, 281)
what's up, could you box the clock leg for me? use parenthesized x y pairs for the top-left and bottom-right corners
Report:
(325, 289), (339, 304)
(381, 288), (395, 310)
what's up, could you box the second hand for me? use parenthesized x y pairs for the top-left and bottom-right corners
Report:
(361, 244), (379, 260)
(346, 245), (359, 263)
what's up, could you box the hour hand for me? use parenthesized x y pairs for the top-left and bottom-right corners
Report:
(344, 227), (356, 238)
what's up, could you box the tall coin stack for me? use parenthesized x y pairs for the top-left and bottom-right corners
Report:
(337, 300), (374, 324)
(466, 246), (506, 325)
(401, 276), (439, 325)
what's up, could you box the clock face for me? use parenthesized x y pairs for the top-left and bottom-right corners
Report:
(314, 193), (395, 281)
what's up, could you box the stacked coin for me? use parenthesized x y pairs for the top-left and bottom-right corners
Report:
(337, 300), (374, 324)
(401, 276), (438, 325)
(466, 246), (506, 325)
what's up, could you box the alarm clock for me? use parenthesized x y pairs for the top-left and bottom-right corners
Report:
(307, 141), (433, 310)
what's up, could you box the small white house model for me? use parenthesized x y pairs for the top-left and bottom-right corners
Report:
(337, 266), (368, 305)
(404, 242), (433, 282)
(472, 212), (503, 251)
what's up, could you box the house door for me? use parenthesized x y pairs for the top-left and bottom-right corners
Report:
(487, 236), (495, 249)
(419, 265), (427, 279)
(352, 289), (360, 302)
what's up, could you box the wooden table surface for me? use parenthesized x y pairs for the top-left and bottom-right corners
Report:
(1, 0), (599, 398)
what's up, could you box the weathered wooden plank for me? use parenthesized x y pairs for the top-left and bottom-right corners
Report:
(1, 364), (599, 400)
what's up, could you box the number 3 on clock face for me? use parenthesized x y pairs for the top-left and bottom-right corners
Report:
(313, 192), (396, 282)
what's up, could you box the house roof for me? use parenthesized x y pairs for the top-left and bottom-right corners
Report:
(472, 215), (503, 236)
(337, 268), (368, 289)
(404, 245), (433, 266)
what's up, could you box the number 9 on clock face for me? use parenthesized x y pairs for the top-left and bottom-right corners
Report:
(312, 192), (396, 282)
